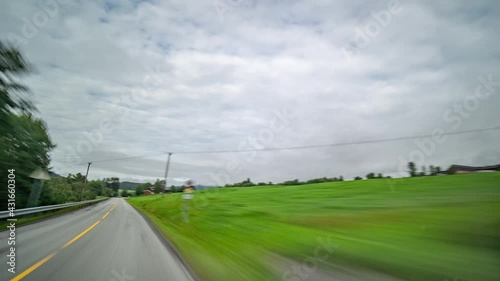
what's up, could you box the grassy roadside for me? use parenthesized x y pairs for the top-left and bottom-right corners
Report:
(127, 173), (500, 281)
(0, 198), (109, 230)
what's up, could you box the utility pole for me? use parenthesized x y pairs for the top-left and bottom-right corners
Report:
(163, 153), (173, 192)
(84, 162), (92, 183)
(81, 162), (92, 201)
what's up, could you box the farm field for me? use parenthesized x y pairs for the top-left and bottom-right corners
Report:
(127, 173), (500, 281)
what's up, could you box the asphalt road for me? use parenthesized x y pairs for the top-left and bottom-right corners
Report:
(0, 198), (195, 281)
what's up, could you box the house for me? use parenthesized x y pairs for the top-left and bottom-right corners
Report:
(143, 190), (154, 195)
(447, 164), (500, 174)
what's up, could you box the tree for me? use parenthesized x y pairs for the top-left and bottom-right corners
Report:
(420, 166), (426, 177)
(429, 165), (435, 176)
(105, 177), (120, 196)
(283, 179), (301, 186)
(377, 173), (383, 179)
(0, 42), (55, 209)
(89, 180), (104, 196)
(71, 182), (88, 201)
(354, 176), (363, 180)
(338, 176), (344, 181)
(68, 173), (86, 183)
(135, 185), (144, 196)
(408, 162), (416, 177)
(120, 189), (129, 197)
(0, 42), (36, 127)
(1, 114), (55, 207)
(40, 178), (77, 204)
(366, 173), (375, 179)
(153, 179), (163, 194)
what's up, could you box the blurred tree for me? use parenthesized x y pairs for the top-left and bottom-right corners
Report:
(366, 173), (375, 179)
(408, 162), (416, 177)
(429, 165), (435, 176)
(68, 173), (86, 183)
(88, 180), (106, 196)
(135, 184), (144, 196)
(120, 189), (129, 197)
(0, 42), (35, 128)
(420, 166), (426, 176)
(153, 179), (163, 194)
(105, 177), (120, 196)
(41, 178), (76, 204)
(0, 42), (56, 209)
(71, 182), (87, 201)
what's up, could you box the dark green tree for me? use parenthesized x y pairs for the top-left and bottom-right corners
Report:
(135, 185), (145, 196)
(408, 162), (416, 177)
(120, 189), (129, 197)
(0, 42), (55, 209)
(105, 177), (120, 196)
(153, 179), (163, 194)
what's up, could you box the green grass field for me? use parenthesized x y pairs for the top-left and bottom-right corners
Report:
(127, 173), (500, 281)
(118, 189), (135, 196)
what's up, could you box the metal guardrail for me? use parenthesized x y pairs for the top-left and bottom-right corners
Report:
(0, 198), (108, 219)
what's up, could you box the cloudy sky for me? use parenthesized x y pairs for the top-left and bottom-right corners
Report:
(1, 0), (499, 185)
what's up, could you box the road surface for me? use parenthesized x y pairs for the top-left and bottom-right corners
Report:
(0, 198), (195, 281)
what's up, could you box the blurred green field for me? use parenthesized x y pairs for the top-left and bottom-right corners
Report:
(117, 189), (135, 196)
(127, 173), (500, 281)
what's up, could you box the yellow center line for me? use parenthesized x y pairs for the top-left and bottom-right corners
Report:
(101, 211), (111, 219)
(62, 220), (100, 248)
(11, 252), (57, 281)
(11, 202), (117, 281)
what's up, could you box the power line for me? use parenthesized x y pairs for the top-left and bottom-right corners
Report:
(88, 125), (500, 163)
(175, 125), (500, 154)
(92, 152), (169, 163)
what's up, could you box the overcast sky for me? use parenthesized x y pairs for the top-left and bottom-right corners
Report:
(1, 0), (499, 185)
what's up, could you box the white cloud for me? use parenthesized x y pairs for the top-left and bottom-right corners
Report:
(1, 0), (499, 184)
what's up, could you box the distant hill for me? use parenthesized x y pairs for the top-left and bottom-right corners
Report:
(120, 181), (142, 190)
